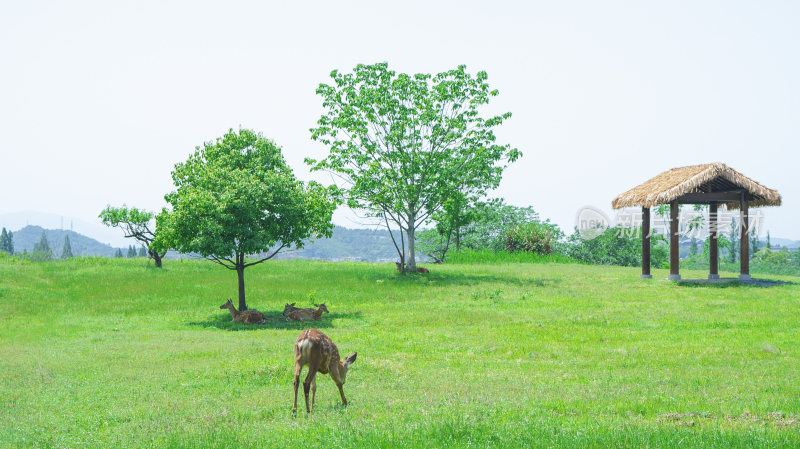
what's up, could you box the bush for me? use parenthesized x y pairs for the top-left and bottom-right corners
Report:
(446, 249), (570, 264)
(567, 227), (669, 268)
(504, 222), (555, 254)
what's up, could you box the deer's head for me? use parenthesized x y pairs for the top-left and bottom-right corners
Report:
(313, 303), (329, 314)
(219, 299), (233, 310)
(395, 262), (403, 271)
(338, 352), (357, 382)
(282, 303), (296, 317)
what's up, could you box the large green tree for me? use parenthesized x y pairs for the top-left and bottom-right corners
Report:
(308, 63), (520, 272)
(154, 128), (336, 311)
(100, 206), (167, 267)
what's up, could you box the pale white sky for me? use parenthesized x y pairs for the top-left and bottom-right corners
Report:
(1, 0), (798, 241)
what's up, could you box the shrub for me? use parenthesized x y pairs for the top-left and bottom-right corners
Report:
(504, 222), (554, 254)
(567, 227), (668, 268)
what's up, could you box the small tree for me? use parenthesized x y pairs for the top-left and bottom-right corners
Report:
(308, 63), (520, 272)
(100, 206), (167, 267)
(728, 219), (739, 263)
(138, 245), (147, 257)
(0, 228), (13, 255)
(154, 128), (337, 311)
(33, 231), (52, 259)
(127, 245), (136, 258)
(114, 248), (123, 258)
(61, 235), (73, 259)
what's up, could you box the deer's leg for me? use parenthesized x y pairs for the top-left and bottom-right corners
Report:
(303, 365), (318, 415)
(292, 362), (302, 416)
(336, 381), (347, 406)
(310, 378), (317, 412)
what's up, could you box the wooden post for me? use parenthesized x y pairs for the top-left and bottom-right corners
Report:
(740, 194), (750, 280)
(641, 207), (651, 278)
(668, 200), (681, 280)
(708, 202), (719, 279)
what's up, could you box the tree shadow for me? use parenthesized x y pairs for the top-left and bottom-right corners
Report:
(187, 310), (363, 331)
(385, 270), (562, 288)
(677, 278), (797, 288)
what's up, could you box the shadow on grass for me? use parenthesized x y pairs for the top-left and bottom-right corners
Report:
(677, 278), (796, 288)
(188, 310), (364, 331)
(386, 271), (562, 288)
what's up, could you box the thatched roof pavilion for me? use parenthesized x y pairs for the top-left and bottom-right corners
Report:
(612, 163), (781, 281)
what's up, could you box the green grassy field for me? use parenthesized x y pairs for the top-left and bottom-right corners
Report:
(1, 256), (799, 448)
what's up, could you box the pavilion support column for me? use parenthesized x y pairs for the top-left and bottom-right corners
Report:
(668, 200), (681, 280)
(740, 194), (750, 280)
(708, 202), (719, 280)
(641, 207), (651, 278)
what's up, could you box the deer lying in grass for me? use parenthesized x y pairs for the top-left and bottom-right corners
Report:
(286, 303), (329, 322)
(283, 302), (300, 317)
(292, 328), (357, 416)
(395, 262), (429, 274)
(219, 299), (266, 324)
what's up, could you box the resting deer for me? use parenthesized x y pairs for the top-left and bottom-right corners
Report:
(395, 262), (430, 274)
(219, 299), (266, 324)
(286, 303), (329, 322)
(292, 328), (357, 416)
(283, 302), (300, 317)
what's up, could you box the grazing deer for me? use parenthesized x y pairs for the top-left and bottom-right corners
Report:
(292, 328), (357, 416)
(219, 299), (266, 324)
(395, 262), (430, 274)
(286, 303), (329, 322)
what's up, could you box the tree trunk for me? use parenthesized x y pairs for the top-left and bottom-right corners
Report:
(406, 225), (416, 272)
(149, 249), (163, 268)
(236, 261), (247, 311)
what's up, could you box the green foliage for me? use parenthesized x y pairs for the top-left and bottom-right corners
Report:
(446, 249), (570, 264)
(458, 199), (546, 251)
(504, 221), (556, 254)
(61, 235), (73, 259)
(418, 200), (563, 262)
(308, 62), (520, 269)
(31, 230), (52, 260)
(1, 258), (799, 448)
(753, 247), (789, 264)
(100, 205), (165, 265)
(419, 192), (478, 262)
(155, 128), (336, 309)
(567, 227), (669, 268)
(0, 228), (13, 255)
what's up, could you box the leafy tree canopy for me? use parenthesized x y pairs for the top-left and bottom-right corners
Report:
(100, 205), (166, 267)
(154, 128), (336, 310)
(308, 62), (520, 271)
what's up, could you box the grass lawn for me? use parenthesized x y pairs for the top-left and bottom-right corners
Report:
(1, 256), (799, 448)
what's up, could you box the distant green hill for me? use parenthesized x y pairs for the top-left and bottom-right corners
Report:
(275, 226), (403, 262)
(4, 225), (404, 262)
(8, 225), (125, 257)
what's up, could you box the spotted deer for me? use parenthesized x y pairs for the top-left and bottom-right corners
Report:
(283, 302), (300, 317)
(219, 299), (266, 324)
(286, 303), (329, 322)
(395, 262), (430, 273)
(292, 328), (357, 416)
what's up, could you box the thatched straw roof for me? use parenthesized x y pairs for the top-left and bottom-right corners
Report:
(612, 163), (781, 209)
